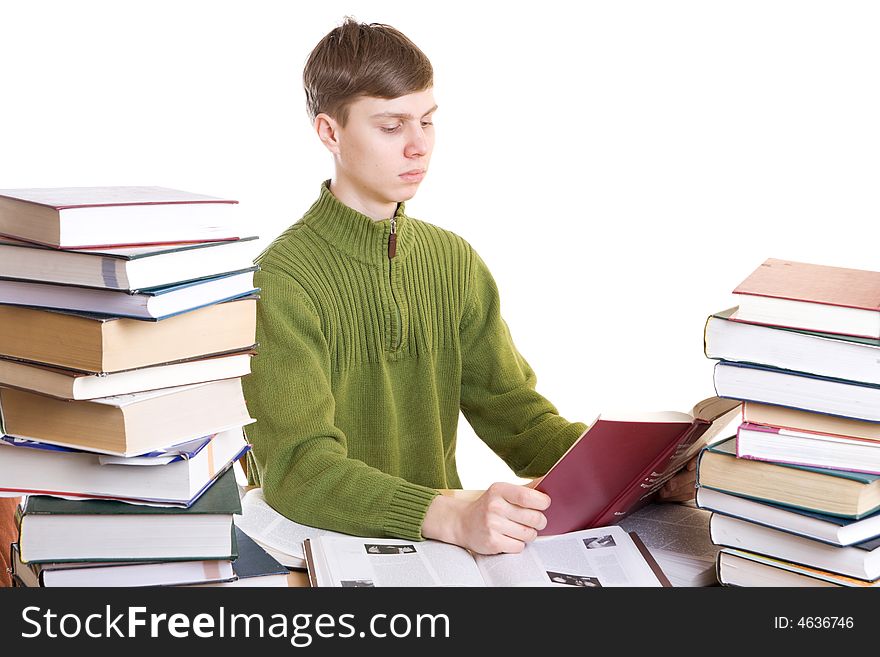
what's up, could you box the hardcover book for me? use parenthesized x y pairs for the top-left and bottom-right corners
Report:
(714, 360), (880, 423)
(732, 258), (880, 339)
(0, 186), (240, 248)
(0, 268), (258, 320)
(16, 467), (241, 563)
(709, 513), (880, 580)
(705, 307), (880, 386)
(0, 427), (250, 504)
(696, 437), (880, 519)
(534, 396), (741, 535)
(0, 296), (257, 373)
(0, 377), (254, 455)
(0, 236), (258, 290)
(0, 349), (254, 400)
(696, 487), (880, 547)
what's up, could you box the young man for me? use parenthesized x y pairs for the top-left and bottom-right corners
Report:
(242, 18), (696, 555)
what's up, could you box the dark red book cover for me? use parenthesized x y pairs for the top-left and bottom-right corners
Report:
(536, 415), (713, 535)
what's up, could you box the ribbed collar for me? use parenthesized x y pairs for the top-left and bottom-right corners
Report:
(301, 181), (411, 265)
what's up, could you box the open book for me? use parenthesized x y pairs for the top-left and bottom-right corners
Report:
(303, 526), (669, 587)
(536, 396), (741, 535)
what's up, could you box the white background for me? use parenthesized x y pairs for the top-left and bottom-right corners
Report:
(1, 1), (878, 489)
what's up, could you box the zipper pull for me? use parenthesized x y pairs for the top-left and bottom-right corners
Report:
(388, 216), (397, 258)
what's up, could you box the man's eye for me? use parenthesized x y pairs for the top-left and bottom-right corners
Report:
(421, 121), (433, 128)
(380, 125), (401, 133)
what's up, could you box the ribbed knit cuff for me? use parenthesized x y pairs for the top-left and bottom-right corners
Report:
(383, 482), (440, 541)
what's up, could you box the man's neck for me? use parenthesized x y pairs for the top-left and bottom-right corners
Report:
(329, 177), (396, 222)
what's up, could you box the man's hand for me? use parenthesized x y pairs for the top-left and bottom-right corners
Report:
(422, 482), (550, 555)
(657, 456), (698, 503)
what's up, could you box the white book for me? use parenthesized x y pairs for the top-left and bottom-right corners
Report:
(0, 269), (257, 320)
(0, 427), (250, 505)
(705, 307), (880, 386)
(713, 361), (880, 423)
(0, 186), (241, 248)
(696, 487), (880, 547)
(0, 350), (253, 400)
(0, 236), (259, 290)
(709, 513), (880, 580)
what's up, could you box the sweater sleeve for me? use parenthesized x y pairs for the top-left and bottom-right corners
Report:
(459, 248), (588, 479)
(242, 268), (438, 541)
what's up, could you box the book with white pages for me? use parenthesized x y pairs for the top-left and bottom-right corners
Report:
(713, 360), (880, 423)
(709, 513), (880, 580)
(0, 268), (258, 320)
(717, 548), (880, 587)
(0, 377), (255, 456)
(0, 427), (250, 505)
(737, 422), (880, 474)
(236, 488), (666, 586)
(0, 236), (259, 290)
(705, 307), (880, 385)
(0, 186), (241, 249)
(304, 526), (669, 587)
(0, 349), (253, 400)
(696, 487), (880, 547)
(10, 542), (236, 588)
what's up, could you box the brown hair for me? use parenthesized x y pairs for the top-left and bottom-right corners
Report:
(303, 17), (433, 126)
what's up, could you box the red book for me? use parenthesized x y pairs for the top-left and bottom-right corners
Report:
(0, 186), (240, 249)
(732, 258), (880, 338)
(535, 397), (741, 535)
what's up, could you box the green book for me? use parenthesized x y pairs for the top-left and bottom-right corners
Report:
(697, 437), (880, 519)
(18, 467), (241, 564)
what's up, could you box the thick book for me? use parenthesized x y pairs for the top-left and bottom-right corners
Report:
(0, 349), (254, 400)
(534, 396), (741, 535)
(0, 236), (258, 290)
(16, 466), (241, 563)
(732, 258), (880, 339)
(696, 487), (880, 547)
(717, 548), (880, 587)
(0, 186), (240, 249)
(10, 542), (236, 588)
(742, 401), (880, 443)
(696, 437), (880, 519)
(709, 513), (880, 580)
(705, 307), (880, 385)
(0, 268), (258, 320)
(713, 360), (880, 423)
(304, 525), (670, 587)
(736, 422), (880, 474)
(0, 427), (250, 504)
(0, 296), (256, 373)
(0, 377), (255, 455)
(186, 527), (289, 588)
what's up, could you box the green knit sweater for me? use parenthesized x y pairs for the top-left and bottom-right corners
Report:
(242, 182), (587, 541)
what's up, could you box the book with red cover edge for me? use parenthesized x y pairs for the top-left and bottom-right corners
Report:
(535, 397), (741, 536)
(733, 258), (880, 312)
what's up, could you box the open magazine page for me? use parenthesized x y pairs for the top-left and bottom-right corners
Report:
(474, 526), (663, 587)
(312, 537), (485, 587)
(234, 488), (347, 565)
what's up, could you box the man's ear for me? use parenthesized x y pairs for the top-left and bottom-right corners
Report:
(315, 113), (341, 155)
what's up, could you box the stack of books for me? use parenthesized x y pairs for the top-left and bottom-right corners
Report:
(698, 258), (880, 587)
(0, 186), (285, 587)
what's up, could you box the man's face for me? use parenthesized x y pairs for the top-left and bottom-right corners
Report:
(331, 88), (436, 205)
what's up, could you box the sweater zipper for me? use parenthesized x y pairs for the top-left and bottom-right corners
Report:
(388, 217), (402, 351)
